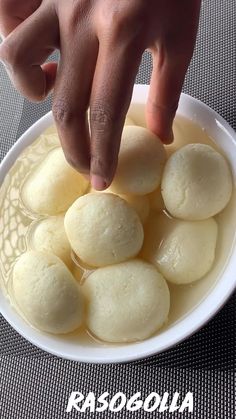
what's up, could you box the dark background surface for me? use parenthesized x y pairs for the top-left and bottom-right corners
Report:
(0, 1), (235, 418)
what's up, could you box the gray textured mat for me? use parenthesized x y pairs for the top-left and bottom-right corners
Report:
(0, 1), (235, 418)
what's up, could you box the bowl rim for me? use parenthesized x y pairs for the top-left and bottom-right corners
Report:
(0, 85), (236, 364)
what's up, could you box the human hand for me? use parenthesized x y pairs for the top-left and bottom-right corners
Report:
(0, 0), (201, 190)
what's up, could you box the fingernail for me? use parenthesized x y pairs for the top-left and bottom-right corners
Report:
(91, 174), (107, 191)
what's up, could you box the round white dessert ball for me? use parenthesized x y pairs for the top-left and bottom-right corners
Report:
(22, 147), (89, 215)
(83, 259), (170, 343)
(117, 193), (150, 224)
(89, 188), (150, 224)
(64, 193), (144, 267)
(28, 216), (72, 268)
(110, 126), (166, 195)
(161, 144), (233, 220)
(142, 212), (218, 284)
(12, 251), (84, 334)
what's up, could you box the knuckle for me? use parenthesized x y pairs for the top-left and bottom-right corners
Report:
(0, 38), (28, 73)
(60, 0), (88, 33)
(0, 41), (21, 70)
(52, 100), (77, 126)
(107, 11), (127, 35)
(99, 2), (147, 45)
(90, 106), (115, 133)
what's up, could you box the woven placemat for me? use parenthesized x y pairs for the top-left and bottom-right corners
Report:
(0, 1), (235, 418)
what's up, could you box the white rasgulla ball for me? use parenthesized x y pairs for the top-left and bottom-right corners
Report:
(22, 147), (89, 215)
(88, 188), (150, 224)
(28, 216), (72, 268)
(142, 212), (218, 284)
(12, 251), (84, 334)
(64, 193), (144, 267)
(119, 194), (150, 224)
(83, 259), (170, 343)
(161, 144), (233, 220)
(110, 126), (166, 195)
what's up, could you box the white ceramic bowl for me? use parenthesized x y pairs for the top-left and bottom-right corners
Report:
(0, 85), (236, 363)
